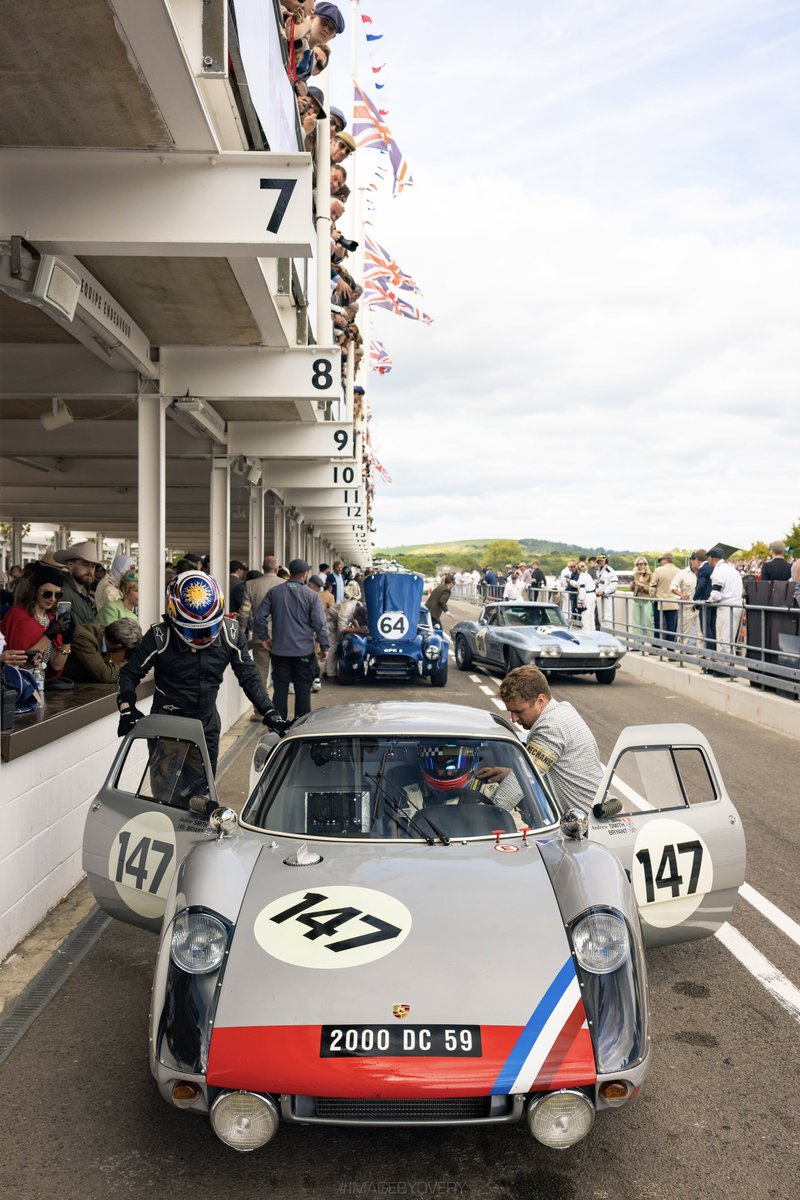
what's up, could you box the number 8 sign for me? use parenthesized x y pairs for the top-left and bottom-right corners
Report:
(377, 612), (410, 640)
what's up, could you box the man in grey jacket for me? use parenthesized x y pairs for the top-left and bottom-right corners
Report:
(254, 559), (329, 719)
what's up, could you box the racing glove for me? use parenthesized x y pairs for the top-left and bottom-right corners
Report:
(117, 695), (144, 737)
(263, 710), (290, 737)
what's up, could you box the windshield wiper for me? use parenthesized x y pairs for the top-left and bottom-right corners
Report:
(366, 764), (450, 845)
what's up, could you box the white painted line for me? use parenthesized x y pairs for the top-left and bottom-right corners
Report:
(609, 775), (654, 812)
(739, 883), (800, 950)
(469, 674), (482, 684)
(715, 922), (800, 1024)
(479, 685), (495, 697)
(491, 697), (506, 711)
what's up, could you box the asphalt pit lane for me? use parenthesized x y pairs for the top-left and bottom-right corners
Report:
(673, 980), (711, 998)
(672, 1030), (719, 1047)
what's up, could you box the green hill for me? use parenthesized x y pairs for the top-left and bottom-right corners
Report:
(375, 538), (684, 576)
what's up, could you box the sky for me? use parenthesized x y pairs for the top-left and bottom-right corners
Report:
(329, 0), (800, 553)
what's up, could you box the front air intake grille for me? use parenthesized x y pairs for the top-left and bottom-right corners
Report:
(314, 1096), (491, 1122)
(373, 658), (414, 678)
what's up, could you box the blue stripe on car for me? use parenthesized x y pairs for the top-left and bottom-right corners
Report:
(491, 957), (575, 1094)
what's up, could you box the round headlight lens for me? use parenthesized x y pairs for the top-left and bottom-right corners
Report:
(527, 1089), (595, 1148)
(171, 910), (228, 974)
(210, 1090), (279, 1152)
(424, 644), (441, 659)
(572, 910), (629, 974)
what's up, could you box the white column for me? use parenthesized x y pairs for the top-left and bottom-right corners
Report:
(56, 524), (71, 552)
(95, 533), (105, 564)
(137, 395), (167, 629)
(249, 482), (265, 571)
(209, 451), (230, 587)
(314, 67), (332, 347)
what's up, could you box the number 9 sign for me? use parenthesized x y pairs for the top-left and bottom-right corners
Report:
(378, 612), (410, 640)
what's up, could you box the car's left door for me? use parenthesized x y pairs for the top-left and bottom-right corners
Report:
(584, 723), (746, 947)
(82, 714), (219, 932)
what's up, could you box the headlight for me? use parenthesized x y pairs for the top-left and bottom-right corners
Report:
(171, 910), (228, 974)
(540, 646), (562, 657)
(424, 643), (441, 659)
(527, 1090), (595, 1148)
(571, 910), (629, 974)
(210, 1091), (280, 1152)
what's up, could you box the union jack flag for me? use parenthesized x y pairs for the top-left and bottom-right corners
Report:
(364, 235), (420, 294)
(365, 279), (432, 325)
(371, 453), (393, 484)
(370, 339), (393, 374)
(352, 82), (414, 195)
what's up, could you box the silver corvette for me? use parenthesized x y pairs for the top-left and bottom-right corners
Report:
(451, 602), (626, 683)
(83, 703), (745, 1152)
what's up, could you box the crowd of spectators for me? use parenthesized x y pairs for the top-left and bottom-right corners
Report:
(279, 2), (364, 384)
(0, 542), (142, 697)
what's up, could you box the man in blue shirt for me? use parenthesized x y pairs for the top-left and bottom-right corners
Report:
(254, 559), (329, 719)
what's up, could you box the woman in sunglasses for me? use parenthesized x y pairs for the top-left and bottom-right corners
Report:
(0, 563), (73, 677)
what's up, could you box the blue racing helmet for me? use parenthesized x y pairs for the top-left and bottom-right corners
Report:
(166, 571), (225, 648)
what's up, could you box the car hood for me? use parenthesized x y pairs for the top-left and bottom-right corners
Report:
(207, 838), (596, 1097)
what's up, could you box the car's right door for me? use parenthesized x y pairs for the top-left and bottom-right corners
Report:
(585, 723), (746, 947)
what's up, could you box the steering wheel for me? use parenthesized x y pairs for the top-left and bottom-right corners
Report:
(444, 786), (493, 805)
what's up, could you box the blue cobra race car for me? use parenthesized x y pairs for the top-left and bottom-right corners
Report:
(338, 573), (449, 687)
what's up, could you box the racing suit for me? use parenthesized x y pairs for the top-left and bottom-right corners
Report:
(117, 615), (278, 771)
(707, 560), (744, 657)
(595, 565), (618, 627)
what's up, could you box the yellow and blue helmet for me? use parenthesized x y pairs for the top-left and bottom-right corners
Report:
(166, 571), (225, 647)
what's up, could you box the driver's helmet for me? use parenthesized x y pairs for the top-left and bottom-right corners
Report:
(420, 744), (478, 793)
(166, 571), (225, 648)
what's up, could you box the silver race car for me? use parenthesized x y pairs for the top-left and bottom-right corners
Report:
(83, 703), (745, 1152)
(451, 602), (626, 683)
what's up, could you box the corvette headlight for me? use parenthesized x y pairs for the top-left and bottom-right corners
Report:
(571, 910), (629, 974)
(540, 646), (562, 658)
(171, 910), (228, 974)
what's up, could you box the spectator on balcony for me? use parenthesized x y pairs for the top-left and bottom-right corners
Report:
(330, 106), (347, 135)
(65, 617), (143, 684)
(330, 164), (347, 197)
(0, 563), (73, 677)
(285, 2), (344, 82)
(52, 541), (102, 628)
(94, 553), (136, 612)
(311, 43), (331, 74)
(96, 574), (140, 628)
(331, 131), (356, 164)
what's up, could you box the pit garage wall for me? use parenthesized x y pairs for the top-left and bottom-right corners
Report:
(0, 674), (248, 962)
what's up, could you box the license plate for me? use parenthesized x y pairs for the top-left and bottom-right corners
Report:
(320, 1024), (481, 1058)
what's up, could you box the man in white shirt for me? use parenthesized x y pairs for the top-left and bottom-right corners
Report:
(706, 548), (743, 656)
(670, 558), (701, 644)
(595, 554), (618, 627)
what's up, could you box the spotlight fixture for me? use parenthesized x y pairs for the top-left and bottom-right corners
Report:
(40, 397), (74, 431)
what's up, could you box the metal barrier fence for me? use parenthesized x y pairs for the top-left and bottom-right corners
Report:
(451, 584), (800, 699)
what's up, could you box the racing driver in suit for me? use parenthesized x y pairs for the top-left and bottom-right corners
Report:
(116, 571), (288, 777)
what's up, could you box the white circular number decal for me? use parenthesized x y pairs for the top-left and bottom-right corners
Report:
(632, 817), (713, 928)
(254, 885), (412, 969)
(108, 811), (177, 919)
(378, 611), (410, 640)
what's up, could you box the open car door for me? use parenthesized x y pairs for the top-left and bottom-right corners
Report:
(586, 723), (746, 947)
(82, 715), (219, 933)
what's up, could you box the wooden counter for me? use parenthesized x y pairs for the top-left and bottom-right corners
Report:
(1, 680), (154, 762)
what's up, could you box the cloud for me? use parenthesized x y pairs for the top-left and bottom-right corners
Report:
(332, 2), (800, 551)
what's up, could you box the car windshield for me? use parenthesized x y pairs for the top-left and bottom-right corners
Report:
(242, 736), (558, 841)
(499, 606), (567, 627)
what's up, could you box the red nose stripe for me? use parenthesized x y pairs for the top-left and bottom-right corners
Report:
(206, 1022), (595, 1098)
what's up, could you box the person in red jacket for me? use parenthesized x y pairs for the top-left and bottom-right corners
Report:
(0, 563), (73, 676)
